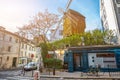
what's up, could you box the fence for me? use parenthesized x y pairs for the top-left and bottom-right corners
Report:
(19, 68), (120, 80)
(40, 75), (120, 80)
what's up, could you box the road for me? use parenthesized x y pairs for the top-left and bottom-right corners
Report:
(0, 69), (34, 80)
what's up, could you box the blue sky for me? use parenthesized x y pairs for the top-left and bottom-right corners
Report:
(0, 0), (101, 32)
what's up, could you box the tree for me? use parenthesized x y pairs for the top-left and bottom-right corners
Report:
(92, 29), (105, 45)
(48, 29), (115, 48)
(104, 29), (115, 44)
(18, 9), (59, 43)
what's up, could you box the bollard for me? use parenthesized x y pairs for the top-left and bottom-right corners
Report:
(60, 77), (64, 80)
(34, 71), (39, 80)
(32, 70), (34, 77)
(53, 67), (55, 75)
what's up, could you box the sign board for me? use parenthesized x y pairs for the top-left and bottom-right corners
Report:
(48, 51), (54, 54)
(31, 54), (34, 58)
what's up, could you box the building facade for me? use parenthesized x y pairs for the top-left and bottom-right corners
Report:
(100, 0), (120, 44)
(19, 38), (38, 65)
(0, 26), (19, 69)
(0, 26), (39, 69)
(63, 9), (86, 37)
(64, 45), (120, 72)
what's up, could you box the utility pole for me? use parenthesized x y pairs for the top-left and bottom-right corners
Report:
(36, 47), (41, 79)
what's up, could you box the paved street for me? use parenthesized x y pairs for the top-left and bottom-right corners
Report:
(0, 69), (34, 80)
(1, 69), (120, 80)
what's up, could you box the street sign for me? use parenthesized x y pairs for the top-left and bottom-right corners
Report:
(48, 51), (54, 54)
(31, 54), (34, 58)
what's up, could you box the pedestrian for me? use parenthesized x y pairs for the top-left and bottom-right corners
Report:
(21, 66), (25, 76)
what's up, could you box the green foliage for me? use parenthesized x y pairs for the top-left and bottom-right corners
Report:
(48, 29), (115, 48)
(39, 43), (48, 62)
(44, 58), (62, 69)
(104, 29), (115, 44)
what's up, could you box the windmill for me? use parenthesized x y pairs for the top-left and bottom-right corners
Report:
(50, 0), (73, 41)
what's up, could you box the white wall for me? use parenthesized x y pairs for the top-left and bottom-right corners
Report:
(88, 53), (116, 68)
(100, 0), (118, 32)
(100, 0), (120, 43)
(88, 53), (96, 67)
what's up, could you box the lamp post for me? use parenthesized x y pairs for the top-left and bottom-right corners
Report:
(53, 49), (56, 75)
(35, 47), (41, 79)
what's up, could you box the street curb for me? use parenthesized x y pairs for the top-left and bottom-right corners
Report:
(0, 67), (21, 71)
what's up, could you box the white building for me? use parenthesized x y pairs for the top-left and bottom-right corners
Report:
(19, 38), (38, 65)
(100, 0), (120, 44)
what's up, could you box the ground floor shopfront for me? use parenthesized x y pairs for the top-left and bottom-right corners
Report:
(64, 45), (120, 72)
(0, 53), (18, 69)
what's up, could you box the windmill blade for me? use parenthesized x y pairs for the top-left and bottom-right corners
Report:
(51, 16), (63, 39)
(65, 0), (73, 12)
(58, 7), (64, 15)
(51, 0), (73, 40)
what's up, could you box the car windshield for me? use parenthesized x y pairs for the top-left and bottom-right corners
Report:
(27, 62), (36, 66)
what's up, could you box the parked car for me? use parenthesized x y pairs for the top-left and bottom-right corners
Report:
(24, 62), (37, 71)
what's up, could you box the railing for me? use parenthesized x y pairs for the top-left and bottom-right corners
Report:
(40, 75), (120, 80)
(16, 68), (120, 80)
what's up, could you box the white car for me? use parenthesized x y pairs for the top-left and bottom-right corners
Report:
(24, 62), (37, 71)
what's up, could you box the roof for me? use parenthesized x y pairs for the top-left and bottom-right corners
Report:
(68, 9), (85, 18)
(0, 28), (20, 38)
(67, 45), (120, 51)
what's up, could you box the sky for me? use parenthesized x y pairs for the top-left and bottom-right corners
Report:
(0, 0), (101, 32)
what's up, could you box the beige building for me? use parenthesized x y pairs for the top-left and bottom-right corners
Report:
(19, 38), (38, 65)
(0, 26), (19, 69)
(0, 26), (39, 69)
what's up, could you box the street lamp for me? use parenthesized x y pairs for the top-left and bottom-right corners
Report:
(35, 47), (41, 79)
(53, 48), (56, 75)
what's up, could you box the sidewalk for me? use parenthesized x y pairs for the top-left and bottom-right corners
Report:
(18, 69), (120, 80)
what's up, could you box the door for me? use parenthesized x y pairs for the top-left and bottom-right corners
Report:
(12, 57), (17, 67)
(73, 53), (81, 70)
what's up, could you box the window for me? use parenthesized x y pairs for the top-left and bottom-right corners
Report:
(101, 0), (104, 9)
(97, 53), (114, 57)
(21, 51), (23, 57)
(29, 47), (31, 50)
(92, 60), (94, 62)
(118, 7), (120, 14)
(9, 37), (12, 42)
(116, 0), (120, 4)
(0, 34), (3, 40)
(92, 56), (94, 59)
(7, 56), (9, 61)
(25, 52), (27, 57)
(8, 46), (11, 52)
(26, 45), (27, 49)
(105, 22), (109, 29)
(21, 44), (24, 48)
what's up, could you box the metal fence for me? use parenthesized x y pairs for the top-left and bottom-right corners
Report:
(20, 68), (120, 80)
